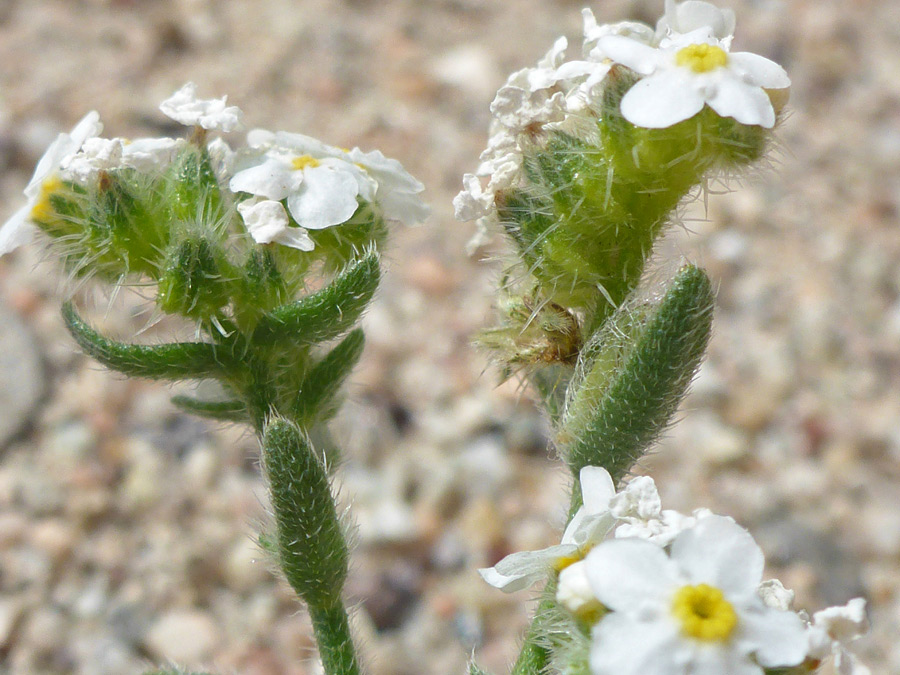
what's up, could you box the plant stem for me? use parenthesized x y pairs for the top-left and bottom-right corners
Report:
(308, 601), (361, 675)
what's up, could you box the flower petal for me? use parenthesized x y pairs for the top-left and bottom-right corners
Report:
(478, 544), (577, 593)
(580, 466), (616, 515)
(584, 538), (677, 611)
(738, 604), (808, 667)
(597, 35), (660, 74)
(705, 73), (776, 127)
(620, 73), (705, 128)
(287, 166), (360, 230)
(728, 51), (791, 90)
(590, 612), (682, 675)
(229, 160), (293, 201)
(670, 515), (763, 596)
(0, 205), (35, 255)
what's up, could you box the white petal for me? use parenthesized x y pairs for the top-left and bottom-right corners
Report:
(670, 515), (764, 596)
(597, 35), (661, 74)
(287, 166), (360, 230)
(272, 227), (315, 251)
(580, 466), (616, 515)
(620, 73), (705, 128)
(706, 75), (776, 127)
(739, 604), (808, 667)
(584, 539), (677, 611)
(122, 137), (182, 171)
(0, 206), (36, 255)
(25, 111), (102, 199)
(379, 189), (430, 225)
(728, 51), (791, 90)
(238, 198), (290, 244)
(590, 612), (681, 675)
(660, 1), (736, 41)
(478, 544), (577, 592)
(229, 160), (294, 200)
(687, 645), (762, 675)
(556, 561), (597, 615)
(273, 130), (346, 160)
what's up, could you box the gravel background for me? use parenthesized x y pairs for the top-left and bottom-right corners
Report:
(0, 1), (898, 673)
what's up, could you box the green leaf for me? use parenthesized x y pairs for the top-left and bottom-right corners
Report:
(262, 417), (348, 607)
(292, 328), (365, 424)
(170, 395), (248, 422)
(252, 251), (379, 346)
(560, 265), (714, 481)
(62, 303), (229, 381)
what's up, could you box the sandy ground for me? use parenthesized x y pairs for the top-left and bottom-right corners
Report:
(0, 0), (898, 673)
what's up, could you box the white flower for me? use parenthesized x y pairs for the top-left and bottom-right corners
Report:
(159, 82), (243, 132)
(60, 137), (124, 182)
(584, 516), (808, 675)
(479, 466), (616, 593)
(655, 0), (736, 45)
(807, 598), (871, 675)
(230, 130), (426, 231)
(600, 28), (790, 128)
(237, 197), (314, 251)
(610, 474), (714, 546)
(0, 111), (102, 255)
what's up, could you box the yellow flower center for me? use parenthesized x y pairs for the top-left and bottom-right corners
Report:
(554, 553), (584, 572)
(30, 176), (64, 224)
(671, 583), (738, 642)
(292, 154), (321, 170)
(675, 43), (729, 73)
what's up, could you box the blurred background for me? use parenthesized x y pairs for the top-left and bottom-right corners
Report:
(0, 0), (897, 672)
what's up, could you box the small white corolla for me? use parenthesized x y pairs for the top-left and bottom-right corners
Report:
(0, 111), (102, 255)
(230, 130), (425, 234)
(479, 466), (616, 593)
(584, 515), (807, 675)
(599, 28), (790, 129)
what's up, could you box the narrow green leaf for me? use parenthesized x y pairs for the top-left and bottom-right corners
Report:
(252, 251), (379, 346)
(292, 328), (365, 423)
(170, 395), (248, 422)
(560, 265), (714, 481)
(62, 302), (227, 381)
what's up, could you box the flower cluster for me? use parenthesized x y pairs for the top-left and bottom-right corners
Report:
(481, 466), (870, 675)
(1, 82), (426, 261)
(454, 0), (790, 245)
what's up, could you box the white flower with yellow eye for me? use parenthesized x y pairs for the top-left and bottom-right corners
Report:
(0, 111), (102, 255)
(584, 516), (807, 675)
(230, 130), (425, 232)
(478, 466), (616, 593)
(599, 28), (790, 128)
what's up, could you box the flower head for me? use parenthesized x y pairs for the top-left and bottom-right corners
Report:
(159, 82), (244, 132)
(806, 598), (871, 675)
(479, 466), (616, 592)
(600, 28), (790, 128)
(230, 130), (426, 235)
(0, 111), (102, 255)
(584, 515), (808, 675)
